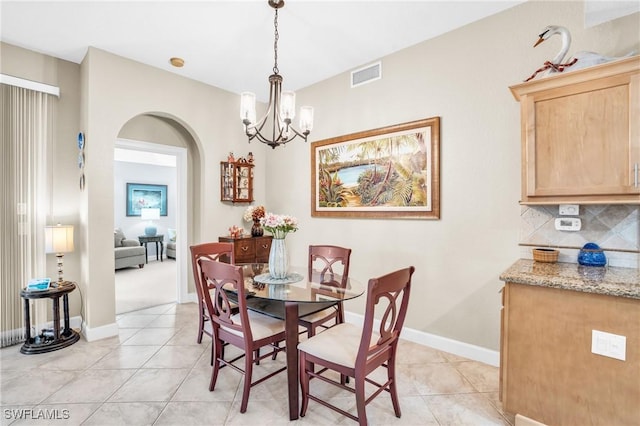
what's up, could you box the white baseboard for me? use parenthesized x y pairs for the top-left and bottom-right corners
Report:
(81, 319), (119, 342)
(515, 414), (548, 426)
(184, 292), (197, 304)
(168, 298), (501, 367)
(344, 311), (500, 367)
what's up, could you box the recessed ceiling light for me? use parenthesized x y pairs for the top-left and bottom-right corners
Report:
(170, 57), (184, 68)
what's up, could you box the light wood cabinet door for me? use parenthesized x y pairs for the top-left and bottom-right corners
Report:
(501, 282), (640, 425)
(511, 56), (640, 204)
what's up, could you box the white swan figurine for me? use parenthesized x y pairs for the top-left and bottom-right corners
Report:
(526, 25), (634, 80)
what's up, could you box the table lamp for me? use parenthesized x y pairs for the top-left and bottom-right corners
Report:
(45, 224), (74, 283)
(141, 208), (160, 236)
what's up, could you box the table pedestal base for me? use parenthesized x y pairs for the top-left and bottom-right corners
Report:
(20, 329), (80, 354)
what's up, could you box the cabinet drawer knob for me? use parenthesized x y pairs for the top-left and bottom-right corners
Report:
(241, 246), (249, 252)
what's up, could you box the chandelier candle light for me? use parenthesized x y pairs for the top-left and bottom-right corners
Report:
(260, 212), (298, 279)
(240, 0), (314, 149)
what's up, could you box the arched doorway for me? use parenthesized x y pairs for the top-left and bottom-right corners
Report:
(113, 113), (201, 312)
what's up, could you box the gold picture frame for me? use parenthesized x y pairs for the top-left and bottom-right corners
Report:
(311, 117), (440, 219)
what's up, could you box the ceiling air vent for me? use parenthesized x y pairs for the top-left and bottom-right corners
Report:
(351, 61), (382, 88)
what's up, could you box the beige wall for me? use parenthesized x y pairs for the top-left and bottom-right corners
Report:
(79, 47), (271, 330)
(266, 1), (640, 349)
(1, 1), (638, 350)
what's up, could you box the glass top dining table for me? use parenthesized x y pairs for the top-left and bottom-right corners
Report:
(236, 263), (366, 420)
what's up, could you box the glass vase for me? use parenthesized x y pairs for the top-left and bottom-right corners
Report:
(251, 219), (264, 237)
(268, 238), (289, 279)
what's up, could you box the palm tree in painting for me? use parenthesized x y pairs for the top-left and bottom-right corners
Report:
(356, 132), (427, 207)
(317, 145), (353, 207)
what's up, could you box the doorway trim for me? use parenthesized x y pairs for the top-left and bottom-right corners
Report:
(115, 138), (189, 303)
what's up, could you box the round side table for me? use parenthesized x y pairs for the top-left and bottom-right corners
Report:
(20, 281), (80, 354)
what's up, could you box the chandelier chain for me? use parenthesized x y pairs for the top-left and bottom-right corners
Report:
(273, 8), (279, 74)
(240, 0), (313, 148)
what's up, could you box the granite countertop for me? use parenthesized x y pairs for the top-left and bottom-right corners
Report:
(500, 259), (640, 300)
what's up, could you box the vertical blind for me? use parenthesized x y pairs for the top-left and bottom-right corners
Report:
(0, 83), (54, 347)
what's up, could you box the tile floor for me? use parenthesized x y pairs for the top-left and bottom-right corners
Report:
(1, 303), (515, 425)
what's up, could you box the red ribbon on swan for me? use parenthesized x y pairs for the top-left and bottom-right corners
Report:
(524, 58), (578, 82)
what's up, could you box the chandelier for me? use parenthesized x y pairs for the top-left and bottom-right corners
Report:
(240, 0), (314, 149)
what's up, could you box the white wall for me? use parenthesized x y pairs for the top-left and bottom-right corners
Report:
(114, 161), (177, 257)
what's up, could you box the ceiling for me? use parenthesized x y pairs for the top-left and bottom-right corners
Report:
(1, 1), (524, 101)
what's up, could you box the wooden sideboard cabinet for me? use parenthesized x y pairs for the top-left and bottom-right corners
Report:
(509, 56), (640, 205)
(218, 235), (272, 263)
(220, 161), (254, 203)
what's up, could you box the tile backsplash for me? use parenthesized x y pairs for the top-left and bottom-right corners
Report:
(520, 205), (639, 268)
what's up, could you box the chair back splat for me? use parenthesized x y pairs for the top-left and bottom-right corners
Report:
(308, 245), (352, 286)
(198, 259), (287, 413)
(189, 242), (234, 344)
(358, 266), (412, 369)
(299, 245), (353, 338)
(298, 266), (415, 425)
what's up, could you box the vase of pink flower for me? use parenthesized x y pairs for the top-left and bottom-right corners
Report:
(260, 212), (298, 279)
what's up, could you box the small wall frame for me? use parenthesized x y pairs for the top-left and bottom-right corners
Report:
(126, 183), (168, 216)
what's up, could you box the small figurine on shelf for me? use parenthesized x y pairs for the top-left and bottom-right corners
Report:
(248, 152), (254, 163)
(228, 225), (243, 238)
(228, 152), (235, 162)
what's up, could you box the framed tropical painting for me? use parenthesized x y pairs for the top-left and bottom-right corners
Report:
(311, 117), (440, 219)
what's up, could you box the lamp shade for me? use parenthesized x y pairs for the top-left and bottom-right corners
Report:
(140, 208), (160, 220)
(45, 225), (74, 254)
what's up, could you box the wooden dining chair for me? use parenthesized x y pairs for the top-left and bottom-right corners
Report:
(298, 245), (352, 337)
(189, 242), (234, 344)
(198, 258), (287, 413)
(298, 266), (415, 425)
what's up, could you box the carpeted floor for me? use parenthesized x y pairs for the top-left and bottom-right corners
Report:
(115, 259), (177, 314)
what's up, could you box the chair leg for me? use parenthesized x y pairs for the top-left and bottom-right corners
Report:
(197, 304), (205, 344)
(307, 324), (316, 338)
(354, 373), (368, 426)
(240, 352), (253, 413)
(299, 352), (310, 417)
(388, 355), (401, 418)
(209, 338), (223, 391)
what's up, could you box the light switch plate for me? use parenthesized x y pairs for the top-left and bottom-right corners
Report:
(559, 204), (579, 215)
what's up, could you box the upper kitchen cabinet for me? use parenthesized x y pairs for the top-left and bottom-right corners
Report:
(510, 56), (639, 205)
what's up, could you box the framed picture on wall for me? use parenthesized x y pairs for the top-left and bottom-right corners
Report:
(126, 183), (168, 216)
(311, 117), (440, 219)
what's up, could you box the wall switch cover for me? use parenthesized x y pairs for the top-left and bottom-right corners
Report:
(559, 204), (579, 215)
(592, 330), (626, 361)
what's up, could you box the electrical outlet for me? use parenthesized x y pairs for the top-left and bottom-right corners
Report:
(559, 204), (579, 215)
(592, 330), (626, 361)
